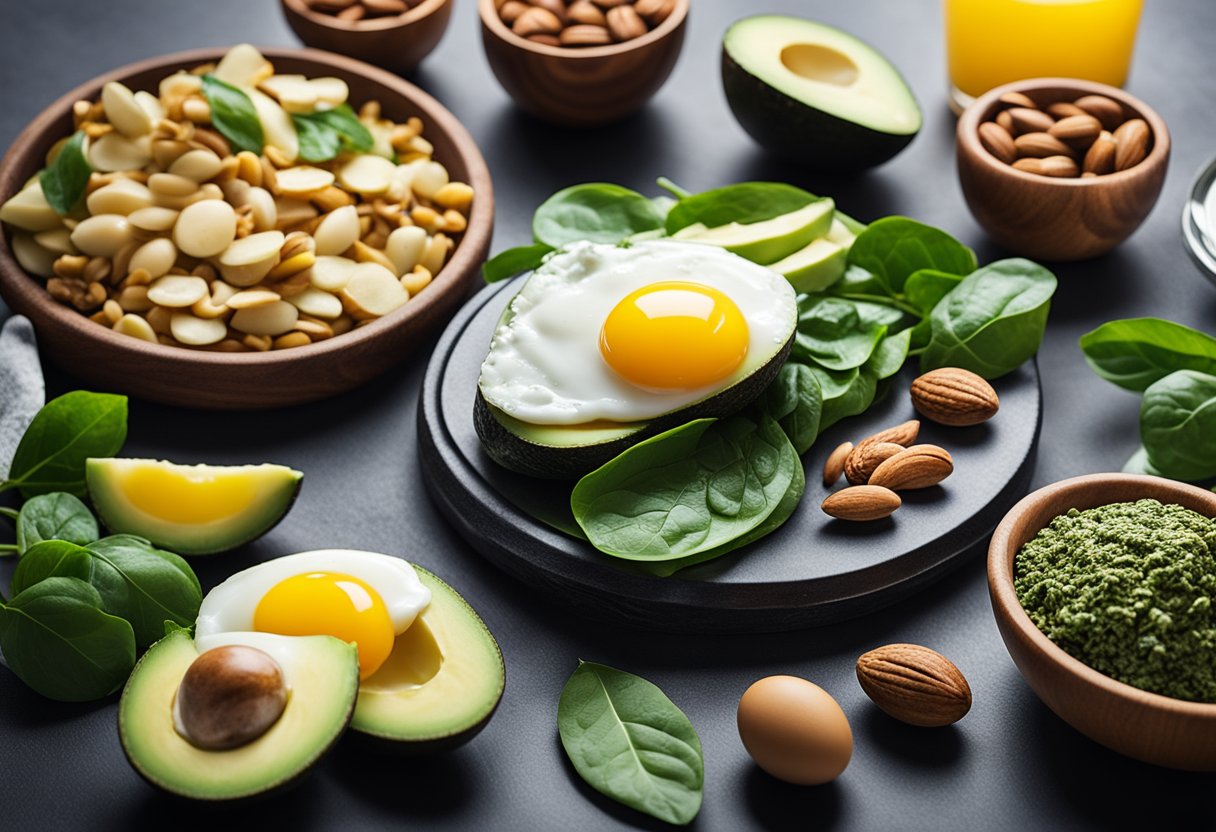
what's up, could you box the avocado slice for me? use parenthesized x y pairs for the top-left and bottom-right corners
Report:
(771, 219), (857, 292)
(86, 459), (302, 556)
(118, 630), (358, 801)
(671, 198), (834, 265)
(722, 15), (921, 170)
(351, 567), (504, 751)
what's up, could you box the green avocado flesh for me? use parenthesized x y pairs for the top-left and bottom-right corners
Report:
(352, 567), (504, 747)
(118, 630), (358, 801)
(86, 458), (302, 555)
(722, 15), (922, 170)
(671, 198), (834, 265)
(771, 219), (857, 292)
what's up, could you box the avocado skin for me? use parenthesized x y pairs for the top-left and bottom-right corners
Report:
(721, 49), (917, 171)
(474, 330), (796, 480)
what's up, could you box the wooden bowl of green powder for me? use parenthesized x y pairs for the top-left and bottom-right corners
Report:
(989, 473), (1216, 771)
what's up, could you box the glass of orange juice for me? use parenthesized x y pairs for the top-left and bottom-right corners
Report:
(945, 0), (1144, 113)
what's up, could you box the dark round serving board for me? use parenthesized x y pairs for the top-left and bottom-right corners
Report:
(419, 279), (1042, 634)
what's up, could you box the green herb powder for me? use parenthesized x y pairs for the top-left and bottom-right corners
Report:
(1014, 499), (1216, 703)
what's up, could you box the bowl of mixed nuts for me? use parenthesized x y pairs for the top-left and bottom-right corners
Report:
(280, 0), (453, 76)
(0, 45), (492, 409)
(478, 0), (688, 126)
(956, 78), (1169, 261)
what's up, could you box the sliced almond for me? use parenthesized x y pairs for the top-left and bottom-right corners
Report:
(313, 204), (361, 256)
(169, 149), (224, 182)
(275, 166), (336, 197)
(340, 262), (408, 319)
(70, 214), (132, 258)
(217, 230), (285, 286)
(338, 154), (397, 196)
(11, 232), (57, 277)
(259, 75), (318, 114)
(0, 183), (61, 233)
(113, 313), (158, 343)
(148, 172), (200, 197)
(226, 289), (282, 310)
(101, 82), (153, 138)
(147, 275), (209, 308)
(170, 312), (228, 346)
(385, 225), (428, 275)
(230, 300), (299, 336)
(310, 255), (359, 292)
(287, 287), (343, 319)
(128, 238), (178, 280)
(311, 77), (349, 109)
(352, 239), (398, 274)
(128, 206), (180, 233)
(88, 132), (152, 172)
(86, 179), (154, 217)
(213, 44), (272, 88)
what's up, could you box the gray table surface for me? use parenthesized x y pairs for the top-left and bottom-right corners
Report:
(2, 1), (1215, 830)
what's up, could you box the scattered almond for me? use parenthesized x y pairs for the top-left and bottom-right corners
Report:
(822, 441), (853, 488)
(822, 485), (901, 522)
(868, 445), (954, 491)
(910, 368), (999, 426)
(844, 442), (905, 486)
(856, 644), (972, 727)
(860, 419), (920, 448)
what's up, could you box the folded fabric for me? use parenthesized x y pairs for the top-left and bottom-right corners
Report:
(0, 315), (45, 478)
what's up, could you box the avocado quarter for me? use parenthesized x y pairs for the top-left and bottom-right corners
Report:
(671, 198), (834, 265)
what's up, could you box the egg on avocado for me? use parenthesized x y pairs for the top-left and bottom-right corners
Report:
(475, 240), (799, 479)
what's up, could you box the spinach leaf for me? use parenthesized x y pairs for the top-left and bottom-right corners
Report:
(763, 362), (823, 454)
(792, 296), (887, 371)
(201, 74), (264, 154)
(292, 114), (342, 163)
(829, 264), (886, 297)
(571, 416), (801, 562)
(11, 540), (93, 595)
(847, 217), (977, 295)
(558, 661), (703, 826)
(0, 577), (136, 701)
(1122, 446), (1165, 477)
(1140, 370), (1216, 481)
(39, 130), (91, 215)
(811, 366), (879, 433)
(905, 269), (964, 314)
(1080, 318), (1216, 392)
(532, 184), (666, 247)
(920, 258), (1057, 379)
(2, 391), (127, 498)
(16, 492), (98, 553)
(866, 329), (912, 380)
(665, 182), (817, 234)
(292, 103), (373, 162)
(86, 535), (202, 649)
(483, 243), (554, 283)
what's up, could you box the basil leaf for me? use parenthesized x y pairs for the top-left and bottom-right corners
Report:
(3, 391), (127, 498)
(558, 661), (703, 826)
(201, 74), (264, 154)
(848, 217), (977, 295)
(85, 535), (202, 649)
(532, 184), (666, 247)
(38, 131), (91, 215)
(920, 258), (1057, 379)
(1080, 318), (1216, 393)
(866, 329), (912, 380)
(1140, 370), (1216, 481)
(292, 103), (373, 162)
(571, 415), (801, 562)
(763, 362), (823, 454)
(16, 492), (98, 553)
(0, 577), (136, 701)
(1123, 446), (1165, 477)
(292, 114), (342, 163)
(483, 243), (554, 283)
(665, 182), (817, 234)
(904, 269), (964, 315)
(792, 296), (887, 371)
(810, 366), (879, 434)
(11, 540), (93, 595)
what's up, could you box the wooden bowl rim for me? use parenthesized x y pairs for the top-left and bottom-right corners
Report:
(281, 0), (450, 32)
(957, 77), (1171, 189)
(988, 472), (1216, 716)
(477, 0), (689, 60)
(0, 45), (493, 372)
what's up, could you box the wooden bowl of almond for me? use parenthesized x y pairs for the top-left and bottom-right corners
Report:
(956, 78), (1169, 262)
(478, 0), (689, 126)
(0, 45), (492, 409)
(280, 0), (454, 76)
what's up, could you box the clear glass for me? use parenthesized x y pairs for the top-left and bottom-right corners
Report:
(944, 0), (1145, 113)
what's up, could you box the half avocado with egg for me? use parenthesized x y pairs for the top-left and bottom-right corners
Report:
(475, 240), (799, 479)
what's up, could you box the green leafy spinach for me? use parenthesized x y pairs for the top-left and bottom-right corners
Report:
(1, 391), (127, 498)
(16, 492), (98, 553)
(1080, 317), (1216, 392)
(201, 74), (264, 155)
(39, 130), (91, 215)
(292, 103), (373, 162)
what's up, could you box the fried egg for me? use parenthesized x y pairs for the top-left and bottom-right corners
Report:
(478, 240), (798, 425)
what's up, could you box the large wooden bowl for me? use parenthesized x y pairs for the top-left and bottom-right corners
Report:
(988, 473), (1216, 770)
(0, 47), (493, 410)
(478, 0), (688, 127)
(280, 0), (453, 76)
(957, 78), (1169, 261)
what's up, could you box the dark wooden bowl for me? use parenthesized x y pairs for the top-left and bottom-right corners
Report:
(0, 47), (493, 410)
(478, 0), (688, 127)
(280, 0), (453, 76)
(988, 473), (1216, 770)
(957, 78), (1169, 261)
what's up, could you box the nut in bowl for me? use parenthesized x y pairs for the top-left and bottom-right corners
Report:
(280, 0), (454, 76)
(956, 78), (1169, 261)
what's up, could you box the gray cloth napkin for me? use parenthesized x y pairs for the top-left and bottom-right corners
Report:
(0, 314), (45, 479)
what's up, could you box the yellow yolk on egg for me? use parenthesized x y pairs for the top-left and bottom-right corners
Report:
(599, 281), (749, 391)
(253, 572), (394, 680)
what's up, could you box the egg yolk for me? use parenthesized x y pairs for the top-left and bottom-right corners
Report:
(253, 572), (394, 680)
(599, 281), (749, 391)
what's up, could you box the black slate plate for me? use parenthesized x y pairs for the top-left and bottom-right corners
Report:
(419, 279), (1041, 633)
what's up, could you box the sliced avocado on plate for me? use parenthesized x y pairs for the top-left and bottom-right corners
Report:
(771, 219), (858, 292)
(671, 197), (834, 265)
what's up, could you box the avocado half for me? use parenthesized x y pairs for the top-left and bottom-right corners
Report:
(722, 15), (922, 170)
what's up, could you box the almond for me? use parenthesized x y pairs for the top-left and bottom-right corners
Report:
(822, 441), (853, 487)
(566, 0), (607, 26)
(911, 367), (1000, 426)
(869, 445), (954, 490)
(860, 419), (920, 448)
(844, 442), (905, 485)
(560, 24), (612, 46)
(634, 0), (675, 26)
(1013, 131), (1074, 159)
(978, 121), (1016, 165)
(513, 6), (562, 37)
(1046, 101), (1087, 120)
(1047, 114), (1102, 149)
(1112, 118), (1150, 171)
(997, 91), (1037, 110)
(1040, 155), (1079, 178)
(1082, 131), (1117, 175)
(1006, 106), (1054, 135)
(856, 644), (972, 727)
(1011, 157), (1044, 175)
(995, 110), (1014, 133)
(821, 485), (901, 522)
(1073, 94), (1123, 131)
(606, 5), (647, 41)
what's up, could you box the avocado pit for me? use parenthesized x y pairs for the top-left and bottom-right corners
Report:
(779, 44), (859, 87)
(173, 645), (289, 750)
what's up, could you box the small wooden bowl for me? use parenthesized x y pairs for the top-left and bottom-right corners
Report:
(478, 0), (688, 126)
(280, 0), (453, 76)
(957, 78), (1170, 261)
(988, 473), (1216, 770)
(0, 47), (493, 410)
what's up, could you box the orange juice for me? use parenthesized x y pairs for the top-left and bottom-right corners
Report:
(946, 0), (1143, 107)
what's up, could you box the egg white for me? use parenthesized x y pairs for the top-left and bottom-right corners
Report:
(194, 549), (431, 642)
(478, 240), (798, 426)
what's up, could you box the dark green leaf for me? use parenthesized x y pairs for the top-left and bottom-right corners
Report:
(1080, 318), (1216, 392)
(532, 184), (666, 247)
(11, 540), (93, 595)
(847, 217), (977, 295)
(810, 366), (879, 434)
(292, 114), (342, 162)
(763, 362), (823, 454)
(0, 577), (135, 701)
(558, 661), (703, 825)
(483, 243), (554, 283)
(201, 74), (264, 154)
(904, 269), (964, 314)
(665, 182), (818, 234)
(16, 492), (98, 553)
(792, 296), (887, 371)
(85, 535), (202, 649)
(1140, 370), (1216, 481)
(866, 329), (912, 380)
(6, 391), (127, 499)
(38, 131), (91, 215)
(292, 103), (373, 162)
(829, 264), (886, 297)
